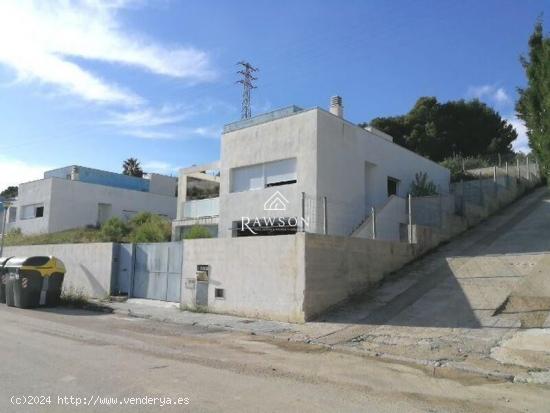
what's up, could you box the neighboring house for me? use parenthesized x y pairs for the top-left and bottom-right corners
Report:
(172, 97), (450, 240)
(6, 165), (177, 235)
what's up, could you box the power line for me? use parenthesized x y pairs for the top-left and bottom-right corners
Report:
(236, 61), (258, 119)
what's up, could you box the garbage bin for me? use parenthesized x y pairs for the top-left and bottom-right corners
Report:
(0, 257), (13, 304)
(3, 256), (66, 309)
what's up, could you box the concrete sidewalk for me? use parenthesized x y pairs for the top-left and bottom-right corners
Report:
(102, 186), (550, 384)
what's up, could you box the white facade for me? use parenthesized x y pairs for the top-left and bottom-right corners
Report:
(174, 102), (450, 239)
(6, 177), (177, 235)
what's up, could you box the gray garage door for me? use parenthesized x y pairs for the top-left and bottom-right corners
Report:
(132, 242), (182, 302)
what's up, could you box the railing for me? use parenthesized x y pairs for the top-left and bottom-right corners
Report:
(298, 158), (542, 243)
(183, 197), (219, 219)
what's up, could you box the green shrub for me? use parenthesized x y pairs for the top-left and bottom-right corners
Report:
(128, 213), (171, 243)
(100, 218), (130, 242)
(440, 157), (479, 182)
(410, 172), (438, 197)
(462, 156), (490, 170)
(184, 225), (212, 240)
(128, 211), (153, 227)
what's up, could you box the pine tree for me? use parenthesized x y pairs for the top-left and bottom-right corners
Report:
(516, 19), (550, 178)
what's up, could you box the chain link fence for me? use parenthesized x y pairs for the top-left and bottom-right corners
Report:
(299, 156), (542, 243)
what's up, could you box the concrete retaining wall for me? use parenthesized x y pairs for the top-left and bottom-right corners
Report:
(2, 243), (116, 298)
(303, 234), (416, 319)
(181, 233), (422, 322)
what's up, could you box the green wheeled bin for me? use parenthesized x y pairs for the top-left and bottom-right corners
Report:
(4, 257), (66, 309)
(0, 257), (13, 304)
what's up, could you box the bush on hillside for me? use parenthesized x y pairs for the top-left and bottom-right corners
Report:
(440, 157), (484, 182)
(184, 225), (212, 240)
(100, 218), (130, 242)
(130, 216), (171, 243)
(410, 172), (438, 197)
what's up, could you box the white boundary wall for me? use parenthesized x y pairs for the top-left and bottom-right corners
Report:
(2, 243), (116, 298)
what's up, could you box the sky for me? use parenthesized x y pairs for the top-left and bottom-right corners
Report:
(0, 0), (549, 190)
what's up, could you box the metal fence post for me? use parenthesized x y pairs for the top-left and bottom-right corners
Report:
(461, 179), (465, 215)
(439, 190), (443, 229)
(408, 194), (413, 244)
(493, 165), (498, 201)
(371, 206), (376, 240)
(323, 196), (328, 235)
(301, 192), (306, 232)
(479, 172), (483, 205)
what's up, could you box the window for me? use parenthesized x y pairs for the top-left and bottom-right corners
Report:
(387, 177), (400, 197)
(215, 288), (225, 299)
(7, 207), (16, 223)
(231, 158), (297, 192)
(265, 158), (297, 187)
(231, 163), (263, 192)
(122, 210), (138, 221)
(20, 203), (45, 220)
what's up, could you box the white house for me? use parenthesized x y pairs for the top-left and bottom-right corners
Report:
(173, 97), (450, 240)
(5, 165), (177, 235)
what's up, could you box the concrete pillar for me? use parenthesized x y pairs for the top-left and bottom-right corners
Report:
(323, 196), (328, 235)
(371, 206), (376, 240)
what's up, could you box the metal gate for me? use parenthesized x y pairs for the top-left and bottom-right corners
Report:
(131, 242), (182, 302)
(116, 243), (134, 295)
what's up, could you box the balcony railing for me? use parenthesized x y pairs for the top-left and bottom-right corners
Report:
(183, 197), (219, 219)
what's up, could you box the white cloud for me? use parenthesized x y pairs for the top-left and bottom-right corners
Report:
(507, 116), (531, 153)
(142, 160), (179, 174)
(189, 126), (221, 139)
(0, 157), (52, 190)
(467, 85), (511, 106)
(121, 125), (221, 140)
(122, 129), (176, 140)
(105, 105), (193, 128)
(0, 0), (215, 105)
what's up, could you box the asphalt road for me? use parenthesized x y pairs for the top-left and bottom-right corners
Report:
(0, 306), (549, 412)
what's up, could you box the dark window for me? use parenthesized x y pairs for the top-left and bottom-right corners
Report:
(215, 288), (225, 299)
(35, 206), (44, 218)
(387, 177), (399, 197)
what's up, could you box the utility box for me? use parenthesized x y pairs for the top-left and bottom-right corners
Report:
(195, 265), (209, 307)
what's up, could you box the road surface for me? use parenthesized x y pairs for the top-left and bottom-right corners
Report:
(0, 305), (549, 412)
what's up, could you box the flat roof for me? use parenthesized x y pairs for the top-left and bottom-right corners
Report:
(223, 106), (304, 133)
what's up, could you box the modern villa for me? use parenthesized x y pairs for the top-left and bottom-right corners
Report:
(4, 165), (177, 235)
(173, 97), (450, 240)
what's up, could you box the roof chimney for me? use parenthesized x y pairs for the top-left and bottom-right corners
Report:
(329, 96), (343, 118)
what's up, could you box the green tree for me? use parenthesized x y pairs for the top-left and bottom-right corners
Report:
(128, 212), (171, 243)
(409, 172), (438, 196)
(0, 186), (18, 198)
(122, 158), (144, 177)
(364, 97), (517, 161)
(184, 225), (212, 240)
(516, 20), (550, 178)
(100, 218), (130, 242)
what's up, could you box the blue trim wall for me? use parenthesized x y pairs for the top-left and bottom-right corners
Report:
(44, 166), (150, 192)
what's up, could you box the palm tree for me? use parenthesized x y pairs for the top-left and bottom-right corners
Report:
(122, 158), (144, 177)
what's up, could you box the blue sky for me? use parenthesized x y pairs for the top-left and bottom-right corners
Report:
(0, 0), (548, 189)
